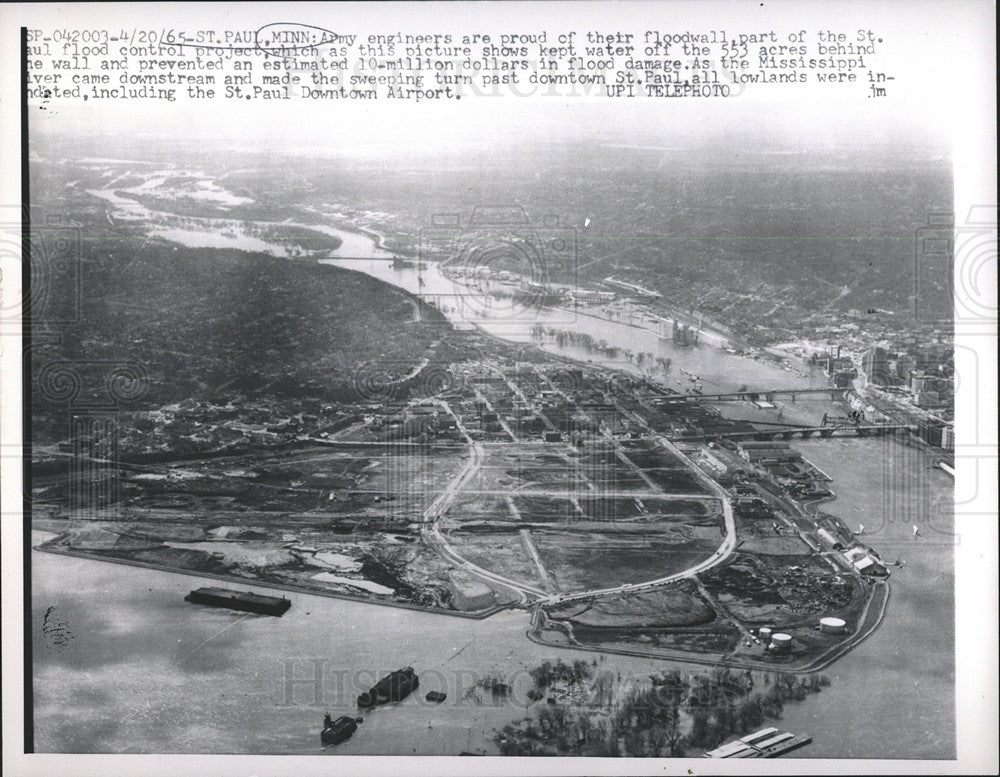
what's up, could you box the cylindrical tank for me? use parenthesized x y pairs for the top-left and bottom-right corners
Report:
(819, 617), (847, 634)
(770, 633), (792, 651)
(758, 627), (773, 642)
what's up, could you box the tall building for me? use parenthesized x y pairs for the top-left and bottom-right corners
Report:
(894, 353), (916, 381)
(863, 346), (892, 385)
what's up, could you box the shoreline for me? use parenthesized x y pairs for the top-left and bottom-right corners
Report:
(540, 302), (729, 348)
(42, 532), (886, 673)
(34, 533), (513, 621)
(524, 580), (888, 675)
(435, 262), (735, 349)
(33, 213), (891, 672)
(31, 260), (879, 666)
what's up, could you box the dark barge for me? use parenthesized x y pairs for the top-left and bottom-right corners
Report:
(184, 586), (291, 616)
(357, 666), (419, 708)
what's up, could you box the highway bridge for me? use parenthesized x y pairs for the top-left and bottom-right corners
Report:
(657, 387), (849, 404)
(671, 423), (913, 443)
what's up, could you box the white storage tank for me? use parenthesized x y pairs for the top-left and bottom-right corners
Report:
(819, 616), (847, 635)
(758, 627), (773, 642)
(770, 633), (792, 651)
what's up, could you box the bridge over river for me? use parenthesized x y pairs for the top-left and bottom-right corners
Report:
(672, 423), (913, 443)
(657, 387), (850, 404)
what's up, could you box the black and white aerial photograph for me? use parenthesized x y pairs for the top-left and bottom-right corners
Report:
(2, 2), (996, 775)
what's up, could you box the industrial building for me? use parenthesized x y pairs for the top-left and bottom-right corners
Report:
(842, 546), (889, 577)
(735, 440), (803, 464)
(447, 571), (497, 611)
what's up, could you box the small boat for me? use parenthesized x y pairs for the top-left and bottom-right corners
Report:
(321, 714), (358, 746)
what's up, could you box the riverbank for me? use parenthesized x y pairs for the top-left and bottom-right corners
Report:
(777, 437), (955, 758)
(34, 532), (511, 620)
(541, 301), (731, 348)
(31, 530), (712, 755)
(525, 580), (887, 674)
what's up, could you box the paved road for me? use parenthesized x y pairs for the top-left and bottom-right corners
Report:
(420, 398), (738, 609)
(420, 401), (549, 604)
(519, 528), (555, 592)
(537, 397), (738, 606)
(541, 438), (736, 605)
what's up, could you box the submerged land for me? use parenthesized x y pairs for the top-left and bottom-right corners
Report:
(27, 151), (915, 673)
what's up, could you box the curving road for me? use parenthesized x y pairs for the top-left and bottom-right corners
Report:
(421, 399), (737, 608)
(420, 402), (549, 605)
(540, 436), (735, 606)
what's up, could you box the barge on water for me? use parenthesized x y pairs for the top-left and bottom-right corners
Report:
(184, 586), (291, 616)
(321, 714), (358, 746)
(704, 727), (812, 758)
(357, 667), (419, 708)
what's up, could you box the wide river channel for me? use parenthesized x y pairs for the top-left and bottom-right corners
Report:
(32, 215), (954, 757)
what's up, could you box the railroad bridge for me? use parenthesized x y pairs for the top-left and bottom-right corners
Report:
(657, 387), (849, 404)
(672, 424), (913, 443)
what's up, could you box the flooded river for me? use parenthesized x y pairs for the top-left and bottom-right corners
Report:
(32, 199), (954, 756)
(32, 532), (683, 755)
(781, 439), (954, 758)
